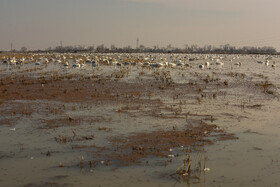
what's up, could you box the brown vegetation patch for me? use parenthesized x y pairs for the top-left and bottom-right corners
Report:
(105, 121), (237, 165)
(39, 118), (80, 129)
(23, 182), (73, 187)
(55, 131), (94, 144)
(0, 119), (12, 126)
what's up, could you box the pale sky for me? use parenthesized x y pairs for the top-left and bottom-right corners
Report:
(1, 0), (280, 51)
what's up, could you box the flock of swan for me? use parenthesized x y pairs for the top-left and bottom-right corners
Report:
(0, 53), (278, 70)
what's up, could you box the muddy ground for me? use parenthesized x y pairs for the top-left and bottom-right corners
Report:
(0, 53), (280, 186)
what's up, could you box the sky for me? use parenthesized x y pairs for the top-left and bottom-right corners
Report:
(1, 0), (280, 51)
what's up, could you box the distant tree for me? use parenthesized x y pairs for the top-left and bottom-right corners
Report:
(184, 44), (189, 51)
(96, 44), (105, 52)
(88, 45), (95, 51)
(166, 44), (172, 51)
(125, 45), (132, 50)
(203, 45), (212, 52)
(123, 45), (132, 52)
(139, 44), (146, 51)
(190, 44), (198, 52)
(46, 47), (52, 51)
(21, 46), (27, 52)
(110, 45), (117, 51)
(55, 46), (63, 51)
(221, 44), (231, 51)
(77, 45), (85, 51)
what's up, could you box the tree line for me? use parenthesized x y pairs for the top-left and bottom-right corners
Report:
(49, 44), (278, 54)
(5, 44), (278, 55)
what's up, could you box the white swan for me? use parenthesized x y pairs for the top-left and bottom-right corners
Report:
(64, 61), (69, 66)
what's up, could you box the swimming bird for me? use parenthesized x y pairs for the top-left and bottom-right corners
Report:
(64, 61), (69, 66)
(73, 63), (81, 68)
(234, 62), (241, 66)
(199, 64), (204, 69)
(265, 61), (269, 66)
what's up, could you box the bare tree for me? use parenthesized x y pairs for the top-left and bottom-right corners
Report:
(110, 45), (117, 51)
(96, 44), (105, 52)
(21, 46), (27, 52)
(88, 45), (95, 51)
(46, 47), (52, 51)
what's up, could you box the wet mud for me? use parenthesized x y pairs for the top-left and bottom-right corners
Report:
(0, 53), (280, 186)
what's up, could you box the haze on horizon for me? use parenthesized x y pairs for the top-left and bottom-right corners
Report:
(1, 0), (280, 51)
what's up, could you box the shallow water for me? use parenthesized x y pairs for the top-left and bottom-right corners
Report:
(0, 53), (280, 186)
